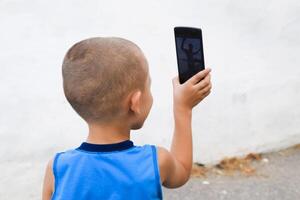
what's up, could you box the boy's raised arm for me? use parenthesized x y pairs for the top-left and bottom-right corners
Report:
(158, 68), (211, 188)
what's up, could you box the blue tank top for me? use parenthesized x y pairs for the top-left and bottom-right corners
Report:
(51, 140), (163, 200)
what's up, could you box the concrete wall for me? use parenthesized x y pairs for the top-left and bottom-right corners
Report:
(1, 0), (300, 167)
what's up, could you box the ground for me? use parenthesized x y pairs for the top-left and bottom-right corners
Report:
(163, 145), (300, 200)
(0, 145), (299, 199)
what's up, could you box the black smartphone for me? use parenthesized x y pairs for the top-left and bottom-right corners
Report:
(174, 27), (205, 84)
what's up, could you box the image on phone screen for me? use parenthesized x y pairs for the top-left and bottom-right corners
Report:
(175, 37), (203, 75)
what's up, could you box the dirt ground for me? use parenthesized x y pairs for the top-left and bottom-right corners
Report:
(163, 144), (300, 200)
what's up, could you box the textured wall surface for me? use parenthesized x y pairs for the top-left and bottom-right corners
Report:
(1, 0), (300, 172)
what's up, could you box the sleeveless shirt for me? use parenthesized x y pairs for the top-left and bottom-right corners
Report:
(51, 140), (163, 200)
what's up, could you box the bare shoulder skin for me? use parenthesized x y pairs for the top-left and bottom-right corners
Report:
(42, 158), (54, 200)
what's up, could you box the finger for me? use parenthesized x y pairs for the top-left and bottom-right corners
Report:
(198, 89), (211, 101)
(194, 90), (211, 107)
(194, 73), (211, 90)
(202, 90), (211, 98)
(188, 68), (211, 85)
(198, 82), (212, 95)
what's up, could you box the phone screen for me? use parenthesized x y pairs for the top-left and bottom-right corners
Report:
(174, 27), (205, 84)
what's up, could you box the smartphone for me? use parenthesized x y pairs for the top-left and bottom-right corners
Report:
(174, 27), (205, 84)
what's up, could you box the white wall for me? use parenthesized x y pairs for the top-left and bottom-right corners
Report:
(1, 0), (300, 167)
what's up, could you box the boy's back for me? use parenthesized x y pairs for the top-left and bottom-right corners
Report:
(42, 37), (212, 200)
(51, 141), (162, 199)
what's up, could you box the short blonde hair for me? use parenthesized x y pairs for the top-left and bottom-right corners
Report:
(62, 37), (148, 124)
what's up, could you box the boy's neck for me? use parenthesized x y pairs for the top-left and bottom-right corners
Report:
(86, 121), (131, 144)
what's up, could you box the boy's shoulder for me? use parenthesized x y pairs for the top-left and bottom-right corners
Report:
(153, 145), (191, 188)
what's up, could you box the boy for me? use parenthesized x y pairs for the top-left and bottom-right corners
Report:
(42, 37), (212, 200)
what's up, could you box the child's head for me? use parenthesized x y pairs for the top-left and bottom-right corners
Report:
(62, 37), (153, 129)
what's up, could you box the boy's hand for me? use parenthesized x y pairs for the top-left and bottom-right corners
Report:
(172, 68), (212, 111)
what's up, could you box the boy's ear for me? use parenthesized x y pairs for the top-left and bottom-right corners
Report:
(129, 90), (142, 115)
